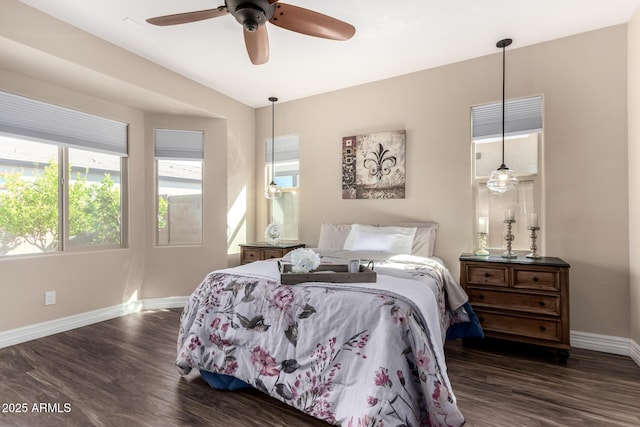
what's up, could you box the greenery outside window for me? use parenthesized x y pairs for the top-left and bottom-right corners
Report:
(67, 148), (123, 247)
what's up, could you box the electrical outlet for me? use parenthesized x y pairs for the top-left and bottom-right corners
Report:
(45, 291), (56, 306)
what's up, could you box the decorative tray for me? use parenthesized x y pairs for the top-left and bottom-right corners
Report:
(279, 263), (376, 285)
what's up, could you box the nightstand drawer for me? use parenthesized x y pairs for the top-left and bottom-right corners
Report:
(263, 249), (284, 260)
(468, 288), (560, 316)
(475, 310), (561, 342)
(513, 268), (559, 291)
(465, 265), (508, 287)
(242, 249), (261, 263)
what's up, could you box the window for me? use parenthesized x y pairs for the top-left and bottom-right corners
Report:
(472, 96), (542, 251)
(67, 148), (123, 248)
(0, 137), (59, 255)
(265, 135), (299, 240)
(0, 91), (128, 257)
(155, 129), (203, 246)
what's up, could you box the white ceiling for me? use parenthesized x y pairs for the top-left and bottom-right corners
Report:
(17, 0), (640, 108)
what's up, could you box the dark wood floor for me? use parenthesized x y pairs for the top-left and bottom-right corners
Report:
(0, 309), (638, 427)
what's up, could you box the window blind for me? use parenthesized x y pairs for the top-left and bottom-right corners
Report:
(472, 96), (542, 140)
(0, 90), (128, 156)
(154, 129), (204, 160)
(265, 134), (299, 163)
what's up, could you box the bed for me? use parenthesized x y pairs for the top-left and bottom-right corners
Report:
(176, 223), (482, 426)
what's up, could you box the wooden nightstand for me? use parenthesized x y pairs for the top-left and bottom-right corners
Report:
(239, 242), (305, 265)
(459, 253), (571, 364)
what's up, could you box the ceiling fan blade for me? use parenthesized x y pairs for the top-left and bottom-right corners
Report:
(269, 3), (355, 41)
(244, 25), (270, 65)
(147, 7), (228, 26)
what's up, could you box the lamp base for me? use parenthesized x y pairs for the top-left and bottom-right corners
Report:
(474, 249), (490, 256)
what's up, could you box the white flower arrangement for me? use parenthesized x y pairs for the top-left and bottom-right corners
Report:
(265, 222), (283, 245)
(290, 248), (321, 273)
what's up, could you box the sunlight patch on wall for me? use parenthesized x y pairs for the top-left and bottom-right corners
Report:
(126, 290), (138, 304)
(227, 186), (247, 254)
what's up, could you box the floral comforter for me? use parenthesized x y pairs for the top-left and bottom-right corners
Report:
(176, 255), (467, 427)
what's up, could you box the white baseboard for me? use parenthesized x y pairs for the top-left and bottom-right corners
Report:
(570, 330), (640, 366)
(142, 296), (188, 310)
(1, 302), (639, 369)
(570, 330), (631, 355)
(0, 297), (187, 349)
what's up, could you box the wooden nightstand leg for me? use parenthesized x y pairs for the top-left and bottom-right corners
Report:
(557, 349), (570, 366)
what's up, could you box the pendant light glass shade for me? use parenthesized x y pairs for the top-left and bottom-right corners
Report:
(487, 38), (518, 194)
(487, 164), (518, 193)
(265, 96), (282, 200)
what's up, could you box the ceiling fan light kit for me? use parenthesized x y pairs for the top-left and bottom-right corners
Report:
(147, 0), (355, 65)
(228, 0), (273, 32)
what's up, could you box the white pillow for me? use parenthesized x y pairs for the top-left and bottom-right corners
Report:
(379, 222), (438, 257)
(317, 223), (353, 250)
(343, 224), (417, 254)
(343, 229), (396, 252)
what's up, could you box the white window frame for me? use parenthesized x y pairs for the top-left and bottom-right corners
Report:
(154, 129), (204, 247)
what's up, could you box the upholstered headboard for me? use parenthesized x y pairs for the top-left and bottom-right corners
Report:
(317, 222), (438, 257)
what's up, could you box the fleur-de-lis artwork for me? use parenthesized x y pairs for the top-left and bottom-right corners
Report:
(364, 143), (397, 180)
(342, 130), (406, 199)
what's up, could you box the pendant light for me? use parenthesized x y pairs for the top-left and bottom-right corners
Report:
(486, 38), (518, 194)
(265, 96), (282, 199)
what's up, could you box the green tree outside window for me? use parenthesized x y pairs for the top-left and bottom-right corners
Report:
(0, 160), (121, 255)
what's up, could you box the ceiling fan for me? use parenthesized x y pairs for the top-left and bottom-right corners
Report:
(146, 0), (356, 65)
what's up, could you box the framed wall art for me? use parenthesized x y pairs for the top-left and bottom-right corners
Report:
(342, 130), (406, 199)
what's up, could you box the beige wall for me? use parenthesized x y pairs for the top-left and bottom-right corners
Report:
(0, 1), (255, 331)
(256, 25), (631, 337)
(629, 9), (640, 346)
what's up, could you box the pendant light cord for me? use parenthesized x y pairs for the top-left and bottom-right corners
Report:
(496, 38), (512, 169)
(501, 43), (505, 166)
(269, 96), (278, 184)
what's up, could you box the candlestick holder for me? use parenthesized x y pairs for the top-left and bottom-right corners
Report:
(502, 219), (517, 258)
(526, 226), (541, 259)
(475, 232), (490, 256)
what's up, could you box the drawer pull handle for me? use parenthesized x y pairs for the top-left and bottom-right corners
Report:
(539, 301), (545, 307)
(478, 294), (485, 300)
(484, 273), (490, 278)
(540, 326), (546, 332)
(533, 277), (539, 282)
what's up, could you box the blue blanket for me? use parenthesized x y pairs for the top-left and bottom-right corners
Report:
(445, 302), (484, 341)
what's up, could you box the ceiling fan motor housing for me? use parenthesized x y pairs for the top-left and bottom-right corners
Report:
(227, 0), (275, 32)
